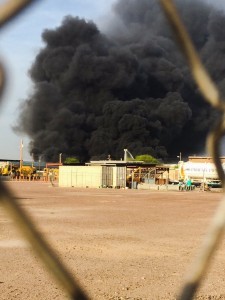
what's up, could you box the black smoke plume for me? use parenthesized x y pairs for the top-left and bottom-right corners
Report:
(14, 0), (225, 162)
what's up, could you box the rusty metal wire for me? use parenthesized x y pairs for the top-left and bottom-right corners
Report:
(159, 0), (225, 299)
(0, 1), (89, 299)
(0, 0), (36, 27)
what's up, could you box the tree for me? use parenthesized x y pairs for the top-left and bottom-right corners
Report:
(134, 154), (159, 164)
(64, 157), (80, 164)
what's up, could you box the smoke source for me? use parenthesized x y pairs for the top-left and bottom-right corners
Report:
(14, 0), (225, 162)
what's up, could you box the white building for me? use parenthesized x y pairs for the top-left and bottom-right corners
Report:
(59, 164), (126, 188)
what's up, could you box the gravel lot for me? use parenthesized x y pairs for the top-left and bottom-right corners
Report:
(0, 181), (225, 299)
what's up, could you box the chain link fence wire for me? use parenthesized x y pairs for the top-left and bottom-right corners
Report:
(1, 1), (225, 299)
(159, 0), (225, 299)
(0, 1), (89, 299)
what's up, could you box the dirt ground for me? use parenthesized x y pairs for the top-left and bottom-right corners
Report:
(1, 181), (225, 300)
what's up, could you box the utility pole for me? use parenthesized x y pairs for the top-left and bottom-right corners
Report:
(177, 152), (182, 182)
(19, 139), (23, 176)
(31, 153), (34, 168)
(38, 156), (41, 171)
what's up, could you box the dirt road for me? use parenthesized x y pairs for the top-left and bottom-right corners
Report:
(0, 181), (225, 299)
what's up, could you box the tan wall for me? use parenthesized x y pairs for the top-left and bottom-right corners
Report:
(59, 166), (102, 188)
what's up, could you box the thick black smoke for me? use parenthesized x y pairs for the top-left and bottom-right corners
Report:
(14, 0), (225, 162)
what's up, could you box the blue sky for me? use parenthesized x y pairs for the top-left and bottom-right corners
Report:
(0, 0), (116, 160)
(0, 0), (224, 161)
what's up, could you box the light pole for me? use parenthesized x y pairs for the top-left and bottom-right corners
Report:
(177, 152), (182, 162)
(31, 153), (34, 168)
(59, 153), (62, 164)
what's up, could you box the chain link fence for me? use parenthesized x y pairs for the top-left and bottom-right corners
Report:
(1, 1), (225, 299)
(159, 1), (225, 299)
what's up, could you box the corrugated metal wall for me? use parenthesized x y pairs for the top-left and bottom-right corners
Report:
(102, 166), (113, 187)
(113, 167), (126, 188)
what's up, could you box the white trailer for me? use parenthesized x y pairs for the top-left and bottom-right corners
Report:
(179, 161), (223, 186)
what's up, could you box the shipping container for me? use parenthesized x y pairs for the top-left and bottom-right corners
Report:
(59, 166), (102, 188)
(59, 165), (126, 188)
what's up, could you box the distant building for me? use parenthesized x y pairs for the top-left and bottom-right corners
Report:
(59, 160), (169, 188)
(188, 156), (225, 163)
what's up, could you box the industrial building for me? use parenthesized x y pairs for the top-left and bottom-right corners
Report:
(2, 153), (222, 189)
(58, 160), (169, 189)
